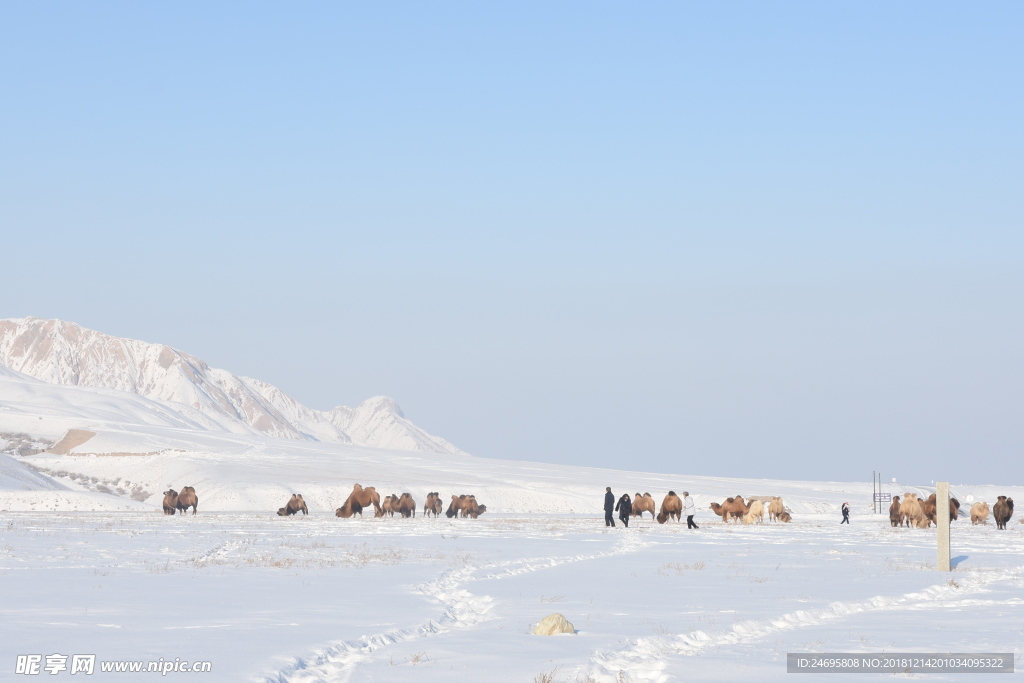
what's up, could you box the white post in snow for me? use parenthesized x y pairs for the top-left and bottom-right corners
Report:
(937, 481), (950, 571)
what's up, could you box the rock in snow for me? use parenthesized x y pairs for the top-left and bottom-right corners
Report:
(0, 317), (465, 455)
(533, 613), (575, 635)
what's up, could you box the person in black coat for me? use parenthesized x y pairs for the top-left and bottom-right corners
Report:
(841, 501), (850, 524)
(615, 493), (632, 527)
(604, 487), (615, 527)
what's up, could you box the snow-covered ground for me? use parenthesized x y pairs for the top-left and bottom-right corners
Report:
(2, 322), (1022, 680)
(7, 387), (1022, 681)
(1, 510), (1022, 682)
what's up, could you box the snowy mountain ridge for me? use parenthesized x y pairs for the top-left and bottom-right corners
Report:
(0, 317), (466, 455)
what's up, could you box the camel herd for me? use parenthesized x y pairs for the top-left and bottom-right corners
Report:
(705, 496), (791, 524)
(277, 485), (488, 520)
(888, 493), (1015, 530)
(161, 484), (1017, 531)
(381, 493), (417, 518)
(624, 492), (791, 525)
(161, 487), (789, 525)
(159, 484), (489, 519)
(888, 493), (960, 528)
(161, 486), (198, 515)
(446, 493), (487, 518)
(967, 497), (1016, 529)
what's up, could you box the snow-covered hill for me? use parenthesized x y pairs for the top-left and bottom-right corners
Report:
(0, 449), (154, 512)
(0, 452), (66, 492)
(4, 318), (1014, 517)
(0, 317), (465, 455)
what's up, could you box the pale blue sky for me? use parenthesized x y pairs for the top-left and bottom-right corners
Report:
(2, 2), (1021, 483)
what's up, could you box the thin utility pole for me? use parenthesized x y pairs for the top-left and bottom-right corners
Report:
(872, 471), (877, 514)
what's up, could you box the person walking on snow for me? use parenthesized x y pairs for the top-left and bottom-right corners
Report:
(841, 501), (850, 524)
(604, 487), (616, 527)
(683, 491), (698, 529)
(615, 493), (633, 527)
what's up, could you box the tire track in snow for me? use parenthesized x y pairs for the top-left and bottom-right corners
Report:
(586, 567), (1023, 683)
(265, 532), (650, 683)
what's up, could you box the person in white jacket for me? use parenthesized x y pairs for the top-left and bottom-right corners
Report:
(683, 491), (698, 529)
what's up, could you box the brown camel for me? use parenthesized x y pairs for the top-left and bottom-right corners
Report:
(335, 484), (384, 518)
(709, 496), (749, 523)
(777, 511), (792, 523)
(657, 491), (682, 524)
(277, 494), (308, 516)
(919, 495), (936, 525)
(447, 494), (471, 518)
(970, 501), (990, 525)
(768, 497), (785, 522)
(423, 492), (443, 517)
(175, 486), (198, 515)
(395, 493), (416, 518)
(162, 489), (178, 515)
(631, 493), (656, 520)
(462, 495), (486, 518)
(447, 494), (486, 519)
(445, 495), (465, 518)
(888, 496), (901, 527)
(994, 496), (1014, 530)
(381, 494), (399, 517)
(920, 494), (960, 525)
